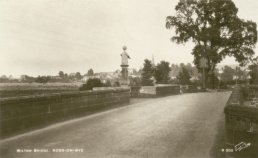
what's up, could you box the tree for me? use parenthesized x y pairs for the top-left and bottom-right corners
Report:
(234, 66), (249, 84)
(141, 59), (154, 86)
(35, 76), (50, 84)
(113, 81), (120, 87)
(79, 78), (103, 90)
(87, 69), (94, 76)
(220, 66), (235, 82)
(64, 73), (68, 79)
(75, 72), (82, 80)
(0, 75), (9, 83)
(103, 80), (112, 87)
(20, 75), (35, 83)
(207, 72), (219, 89)
(177, 67), (191, 85)
(249, 57), (258, 85)
(58, 71), (64, 78)
(166, 0), (257, 73)
(170, 64), (180, 77)
(154, 61), (171, 84)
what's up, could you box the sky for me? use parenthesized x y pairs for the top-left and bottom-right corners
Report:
(0, 0), (258, 77)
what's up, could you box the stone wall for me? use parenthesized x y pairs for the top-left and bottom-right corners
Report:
(0, 89), (77, 98)
(155, 84), (180, 96)
(224, 85), (258, 148)
(131, 84), (180, 97)
(180, 85), (198, 93)
(224, 86), (257, 131)
(0, 88), (130, 138)
(140, 86), (156, 96)
(130, 86), (141, 97)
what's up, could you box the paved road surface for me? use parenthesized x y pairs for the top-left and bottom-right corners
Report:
(0, 92), (231, 158)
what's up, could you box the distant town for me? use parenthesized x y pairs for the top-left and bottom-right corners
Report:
(0, 62), (255, 89)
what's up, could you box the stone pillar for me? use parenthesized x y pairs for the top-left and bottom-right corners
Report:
(121, 66), (128, 85)
(120, 46), (130, 85)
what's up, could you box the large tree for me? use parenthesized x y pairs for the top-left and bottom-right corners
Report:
(249, 57), (258, 85)
(154, 61), (171, 84)
(166, 0), (257, 72)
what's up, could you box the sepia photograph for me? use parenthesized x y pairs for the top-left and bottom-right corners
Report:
(0, 0), (258, 157)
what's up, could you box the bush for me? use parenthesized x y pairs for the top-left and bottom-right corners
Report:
(113, 81), (120, 87)
(79, 78), (103, 91)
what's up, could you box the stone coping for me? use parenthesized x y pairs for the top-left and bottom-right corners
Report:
(0, 87), (130, 103)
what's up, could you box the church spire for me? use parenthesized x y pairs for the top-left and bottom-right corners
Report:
(152, 54), (155, 66)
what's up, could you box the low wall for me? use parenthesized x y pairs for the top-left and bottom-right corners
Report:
(132, 84), (180, 97)
(180, 85), (198, 93)
(130, 86), (141, 97)
(140, 86), (156, 96)
(225, 86), (244, 106)
(0, 88), (130, 138)
(0, 89), (77, 98)
(224, 86), (256, 131)
(224, 85), (258, 148)
(155, 84), (180, 96)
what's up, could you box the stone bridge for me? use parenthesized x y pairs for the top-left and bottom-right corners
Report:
(0, 92), (231, 158)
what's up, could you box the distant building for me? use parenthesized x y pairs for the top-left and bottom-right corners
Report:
(50, 76), (62, 80)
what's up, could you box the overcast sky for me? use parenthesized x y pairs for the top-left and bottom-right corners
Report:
(0, 0), (258, 77)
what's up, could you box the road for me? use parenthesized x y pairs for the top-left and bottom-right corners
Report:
(0, 92), (231, 158)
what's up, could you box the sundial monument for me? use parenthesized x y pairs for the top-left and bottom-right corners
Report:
(120, 46), (130, 85)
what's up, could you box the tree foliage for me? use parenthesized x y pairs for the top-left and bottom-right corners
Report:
(249, 57), (258, 85)
(58, 71), (64, 78)
(79, 78), (103, 90)
(87, 69), (94, 76)
(234, 66), (248, 81)
(35, 76), (50, 84)
(177, 67), (191, 85)
(75, 72), (82, 80)
(166, 0), (257, 71)
(170, 63), (199, 78)
(104, 80), (112, 87)
(220, 66), (235, 82)
(154, 61), (171, 84)
(0, 75), (19, 83)
(141, 59), (154, 86)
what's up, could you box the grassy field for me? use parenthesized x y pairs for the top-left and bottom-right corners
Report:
(0, 82), (83, 98)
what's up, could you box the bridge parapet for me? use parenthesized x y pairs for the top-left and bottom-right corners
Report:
(0, 88), (130, 138)
(131, 84), (180, 98)
(225, 85), (258, 131)
(224, 85), (258, 149)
